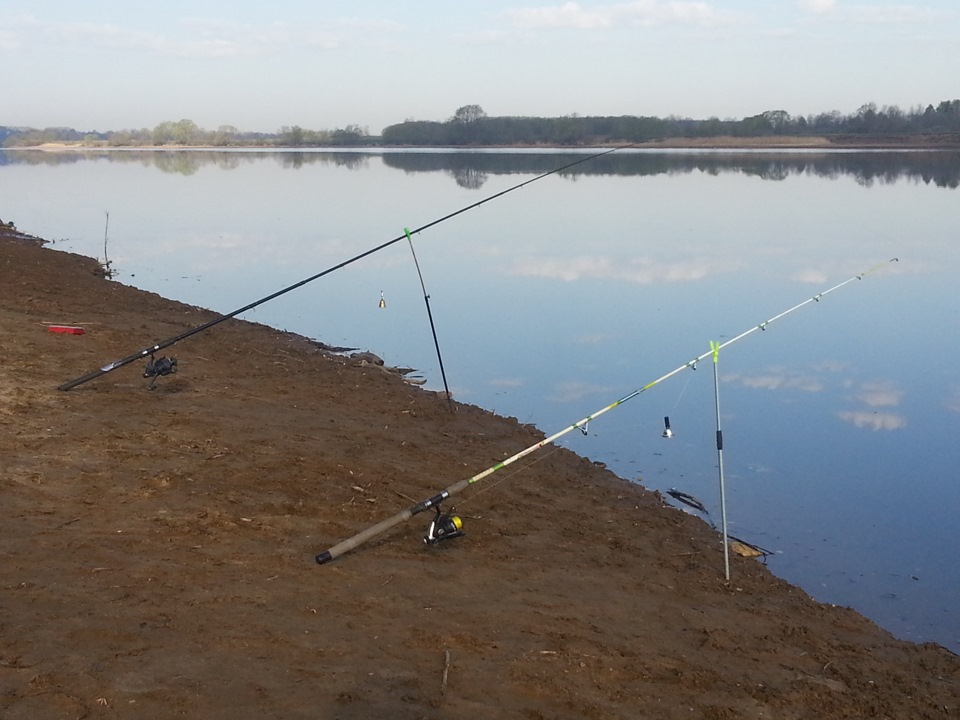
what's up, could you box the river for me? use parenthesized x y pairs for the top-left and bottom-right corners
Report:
(2, 146), (958, 652)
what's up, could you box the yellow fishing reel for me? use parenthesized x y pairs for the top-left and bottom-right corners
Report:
(423, 506), (464, 545)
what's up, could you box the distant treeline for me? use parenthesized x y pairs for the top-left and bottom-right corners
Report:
(3, 100), (960, 148)
(382, 102), (960, 145)
(0, 120), (371, 149)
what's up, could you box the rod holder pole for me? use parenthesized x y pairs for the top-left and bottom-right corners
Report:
(712, 340), (730, 581)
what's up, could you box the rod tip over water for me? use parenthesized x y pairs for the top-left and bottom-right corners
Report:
(315, 551), (333, 565)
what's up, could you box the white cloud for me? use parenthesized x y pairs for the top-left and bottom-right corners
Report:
(504, 1), (741, 30)
(575, 333), (615, 345)
(505, 2), (616, 29)
(837, 410), (906, 431)
(489, 377), (524, 388)
(791, 267), (828, 284)
(454, 27), (543, 47)
(945, 386), (960, 413)
(796, 1), (950, 26)
(727, 369), (824, 392)
(798, 0), (837, 15)
(0, 29), (18, 51)
(0, 14), (40, 50)
(10, 15), (359, 59)
(509, 255), (727, 283)
(305, 31), (344, 50)
(180, 17), (244, 37)
(812, 359), (849, 373)
(857, 380), (903, 408)
(119, 231), (353, 272)
(549, 380), (613, 402)
(42, 19), (255, 58)
(338, 17), (406, 33)
(848, 4), (940, 24)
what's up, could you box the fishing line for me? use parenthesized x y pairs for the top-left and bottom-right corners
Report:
(57, 144), (641, 391)
(661, 370), (695, 438)
(672, 372), (694, 410)
(315, 258), (898, 565)
(456, 442), (566, 508)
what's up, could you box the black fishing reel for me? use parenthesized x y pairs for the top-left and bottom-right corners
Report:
(423, 506), (464, 545)
(144, 354), (177, 388)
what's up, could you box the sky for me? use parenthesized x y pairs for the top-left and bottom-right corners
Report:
(1, 1), (958, 135)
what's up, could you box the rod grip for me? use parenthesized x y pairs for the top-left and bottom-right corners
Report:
(315, 508), (414, 565)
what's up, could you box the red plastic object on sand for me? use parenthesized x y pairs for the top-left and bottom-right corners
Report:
(48, 325), (85, 335)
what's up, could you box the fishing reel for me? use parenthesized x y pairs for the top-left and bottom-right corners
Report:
(144, 354), (177, 388)
(423, 505), (464, 546)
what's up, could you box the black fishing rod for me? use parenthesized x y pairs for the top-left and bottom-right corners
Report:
(58, 144), (639, 391)
(404, 227), (453, 408)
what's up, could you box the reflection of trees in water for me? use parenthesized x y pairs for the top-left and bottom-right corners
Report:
(0, 149), (372, 175)
(446, 167), (488, 189)
(2, 148), (958, 189)
(0, 149), (88, 167)
(276, 152), (370, 170)
(150, 152), (199, 176)
(381, 151), (960, 190)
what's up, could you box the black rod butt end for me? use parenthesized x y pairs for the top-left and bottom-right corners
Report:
(315, 551), (333, 565)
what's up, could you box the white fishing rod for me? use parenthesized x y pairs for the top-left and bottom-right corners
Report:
(315, 258), (898, 565)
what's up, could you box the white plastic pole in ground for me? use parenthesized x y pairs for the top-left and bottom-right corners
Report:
(711, 341), (731, 582)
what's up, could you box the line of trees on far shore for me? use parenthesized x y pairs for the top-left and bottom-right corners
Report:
(3, 100), (959, 149)
(382, 101), (960, 145)
(0, 120), (372, 149)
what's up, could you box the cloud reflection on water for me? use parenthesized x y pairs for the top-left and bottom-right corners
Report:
(508, 255), (733, 284)
(837, 410), (907, 431)
(857, 380), (904, 408)
(725, 368), (825, 392)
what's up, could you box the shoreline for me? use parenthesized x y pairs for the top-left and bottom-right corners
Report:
(8, 132), (960, 152)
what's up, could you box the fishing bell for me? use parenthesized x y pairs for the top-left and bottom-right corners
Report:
(662, 416), (673, 439)
(378, 290), (386, 309)
(423, 506), (464, 545)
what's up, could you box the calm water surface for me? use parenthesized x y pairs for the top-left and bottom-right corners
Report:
(2, 147), (958, 652)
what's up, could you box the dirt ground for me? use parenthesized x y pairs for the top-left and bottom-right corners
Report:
(2, 222), (959, 720)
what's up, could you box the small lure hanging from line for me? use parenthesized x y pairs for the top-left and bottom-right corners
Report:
(662, 416), (673, 438)
(378, 290), (386, 309)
